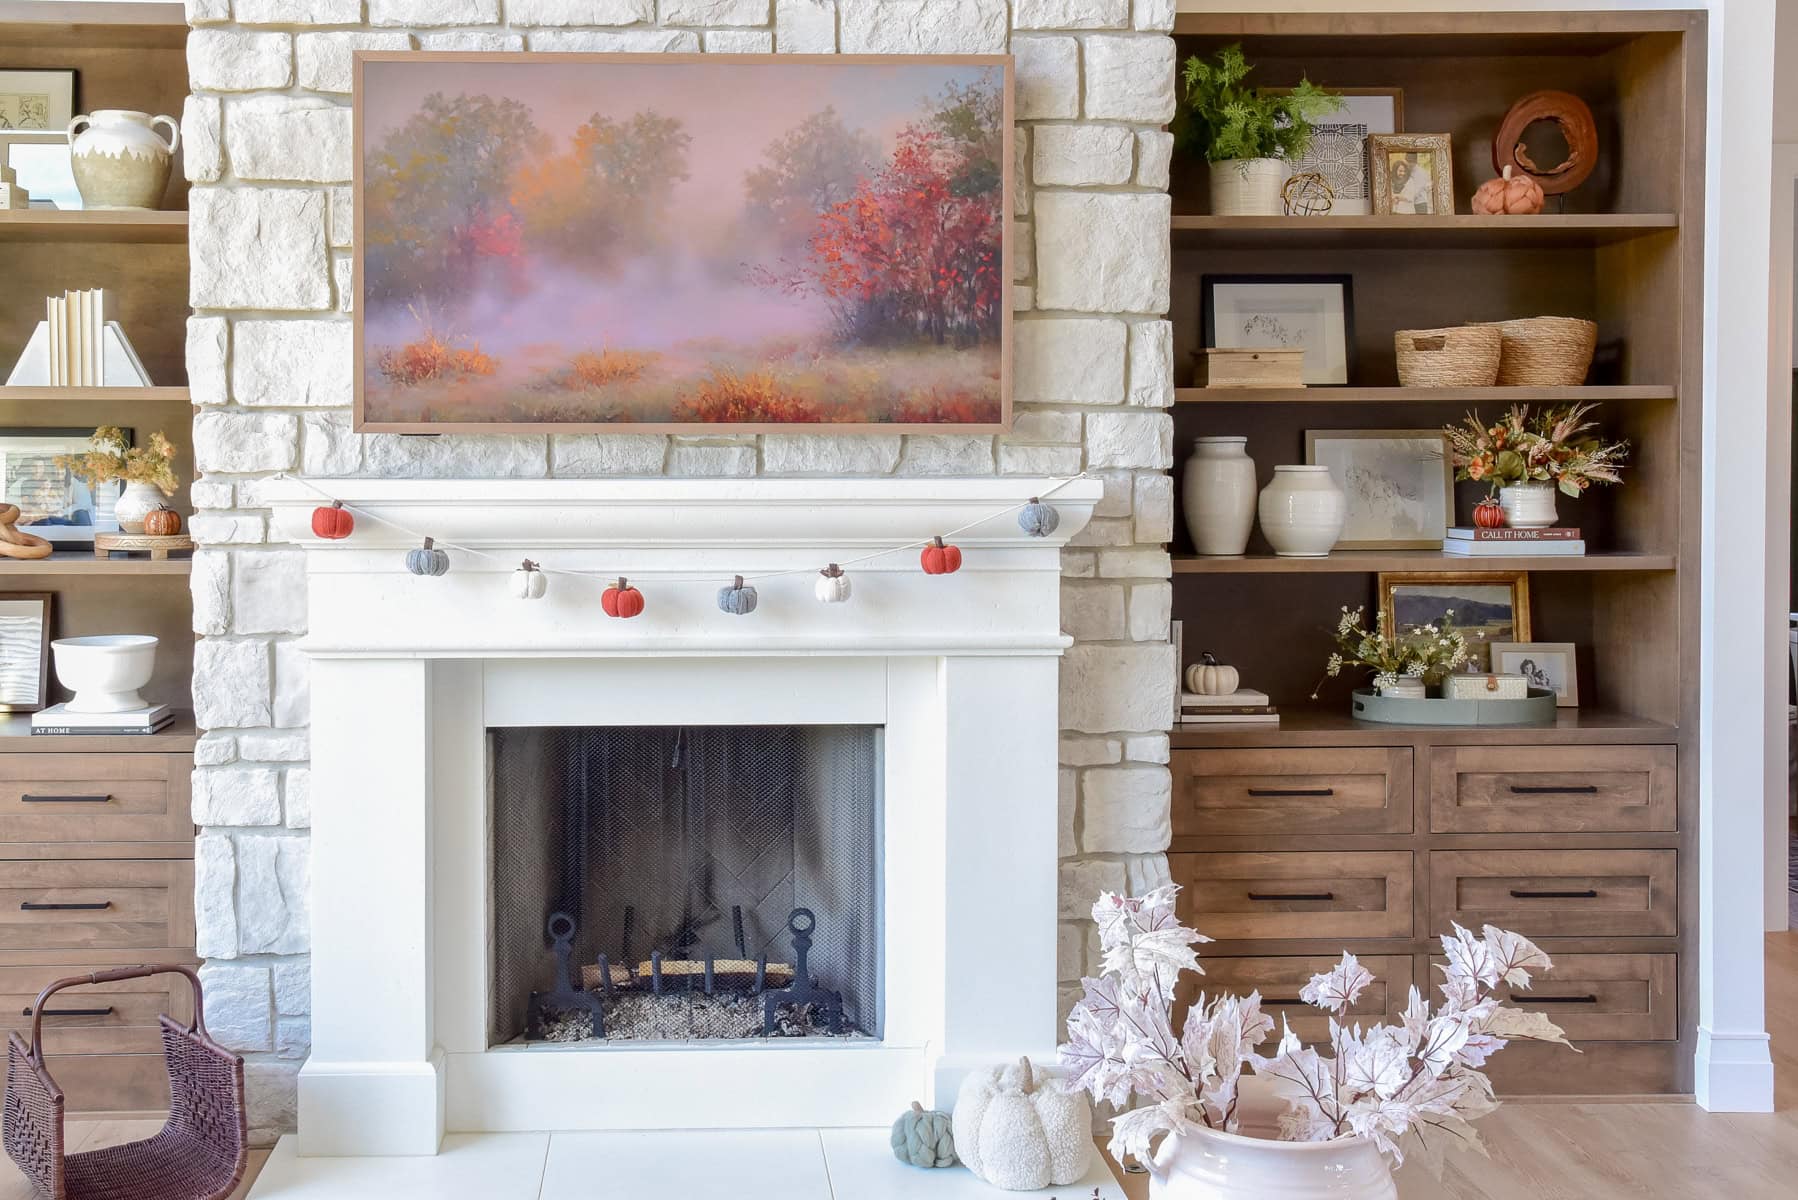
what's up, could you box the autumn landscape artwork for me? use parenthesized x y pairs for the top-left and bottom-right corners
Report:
(355, 55), (1011, 431)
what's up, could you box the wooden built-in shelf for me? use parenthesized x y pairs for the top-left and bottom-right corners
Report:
(1173, 551), (1675, 574)
(1170, 213), (1678, 250)
(1171, 709), (1675, 749)
(0, 710), (196, 751)
(1175, 385), (1674, 406)
(0, 209), (188, 245)
(0, 552), (192, 576)
(0, 386), (191, 405)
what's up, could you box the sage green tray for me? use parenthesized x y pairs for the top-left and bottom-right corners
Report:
(1350, 687), (1558, 726)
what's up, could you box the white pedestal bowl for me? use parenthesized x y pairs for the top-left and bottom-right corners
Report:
(51, 635), (158, 713)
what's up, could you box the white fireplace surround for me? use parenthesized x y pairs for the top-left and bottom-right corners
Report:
(262, 477), (1100, 1157)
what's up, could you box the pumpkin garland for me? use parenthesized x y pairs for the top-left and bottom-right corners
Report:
(919, 536), (962, 576)
(601, 577), (645, 619)
(310, 500), (353, 540)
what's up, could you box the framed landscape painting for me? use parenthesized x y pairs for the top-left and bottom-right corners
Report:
(354, 53), (1012, 433)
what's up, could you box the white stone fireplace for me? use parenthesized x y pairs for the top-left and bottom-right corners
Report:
(264, 477), (1099, 1157)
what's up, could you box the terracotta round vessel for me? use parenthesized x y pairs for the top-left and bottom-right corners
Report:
(1145, 1081), (1397, 1199)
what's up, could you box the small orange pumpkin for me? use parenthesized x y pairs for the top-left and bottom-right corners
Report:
(142, 505), (182, 537)
(601, 577), (644, 619)
(1471, 164), (1545, 216)
(311, 500), (354, 540)
(919, 536), (962, 576)
(1473, 497), (1506, 528)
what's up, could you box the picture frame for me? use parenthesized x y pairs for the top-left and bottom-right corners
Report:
(0, 593), (53, 714)
(1489, 641), (1579, 707)
(1368, 133), (1455, 216)
(1305, 429), (1452, 550)
(1202, 274), (1354, 386)
(1269, 87), (1403, 216)
(0, 427), (128, 546)
(0, 69), (77, 133)
(1, 132), (79, 209)
(353, 52), (1013, 434)
(1378, 570), (1530, 671)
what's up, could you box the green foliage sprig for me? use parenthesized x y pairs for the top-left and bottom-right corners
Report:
(55, 426), (179, 497)
(1175, 44), (1342, 163)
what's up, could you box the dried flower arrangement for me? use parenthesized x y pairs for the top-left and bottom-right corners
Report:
(54, 426), (179, 496)
(1060, 887), (1573, 1171)
(1315, 604), (1475, 695)
(1444, 403), (1628, 497)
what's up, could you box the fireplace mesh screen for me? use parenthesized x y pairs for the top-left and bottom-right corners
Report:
(488, 725), (882, 1045)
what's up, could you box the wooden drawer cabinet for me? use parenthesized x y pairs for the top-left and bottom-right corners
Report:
(1171, 851), (1413, 940)
(1174, 748), (1412, 837)
(1189, 955), (1414, 1044)
(1427, 746), (1676, 833)
(0, 754), (191, 846)
(0, 960), (195, 1057)
(0, 859), (194, 951)
(1429, 850), (1677, 938)
(1426, 952), (1676, 1042)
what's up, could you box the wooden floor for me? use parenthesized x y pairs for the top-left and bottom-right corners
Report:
(2, 932), (1793, 1200)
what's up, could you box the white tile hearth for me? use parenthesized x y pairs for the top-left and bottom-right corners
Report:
(247, 1129), (1128, 1199)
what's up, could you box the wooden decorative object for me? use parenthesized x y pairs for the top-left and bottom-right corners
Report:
(1200, 347), (1307, 389)
(1281, 171), (1335, 216)
(93, 531), (195, 560)
(1493, 91), (1598, 196)
(0, 503), (52, 559)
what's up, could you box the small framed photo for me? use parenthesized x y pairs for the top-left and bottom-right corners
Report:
(1369, 133), (1455, 216)
(1, 133), (79, 209)
(0, 428), (128, 545)
(1305, 429), (1452, 550)
(0, 593), (52, 713)
(1379, 570), (1530, 671)
(1490, 642), (1579, 707)
(0, 69), (77, 132)
(1202, 274), (1354, 386)
(1270, 87), (1404, 216)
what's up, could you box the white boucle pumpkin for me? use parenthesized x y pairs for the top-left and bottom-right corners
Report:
(952, 1056), (1091, 1190)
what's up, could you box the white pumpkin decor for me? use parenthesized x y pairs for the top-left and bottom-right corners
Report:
(1184, 651), (1240, 697)
(814, 563), (851, 604)
(511, 559), (547, 600)
(952, 1056), (1091, 1191)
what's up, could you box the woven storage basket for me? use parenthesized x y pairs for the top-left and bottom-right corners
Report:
(1483, 316), (1598, 386)
(1394, 325), (1501, 387)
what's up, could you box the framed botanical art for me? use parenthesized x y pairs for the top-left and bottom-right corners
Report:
(1202, 274), (1354, 385)
(1490, 641), (1579, 706)
(0, 593), (51, 713)
(0, 428), (125, 545)
(1305, 429), (1451, 549)
(0, 69), (76, 132)
(1369, 133), (1454, 215)
(1379, 570), (1530, 671)
(353, 52), (1012, 433)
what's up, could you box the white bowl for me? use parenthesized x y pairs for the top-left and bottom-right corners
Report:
(51, 635), (158, 713)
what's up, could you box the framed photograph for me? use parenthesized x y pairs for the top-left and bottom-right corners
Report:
(354, 52), (1012, 433)
(1369, 133), (1455, 216)
(0, 69), (76, 132)
(1271, 88), (1403, 216)
(1378, 571), (1530, 671)
(1305, 429), (1452, 550)
(1, 133), (79, 209)
(0, 428), (127, 546)
(0, 593), (52, 713)
(1490, 641), (1579, 707)
(1202, 274), (1354, 386)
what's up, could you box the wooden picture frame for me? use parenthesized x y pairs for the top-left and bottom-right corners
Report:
(0, 69), (77, 133)
(1368, 133), (1455, 215)
(1304, 428), (1452, 549)
(0, 426), (129, 546)
(1378, 570), (1530, 671)
(1201, 273), (1355, 386)
(0, 592), (52, 713)
(351, 52), (1013, 434)
(1490, 641), (1579, 707)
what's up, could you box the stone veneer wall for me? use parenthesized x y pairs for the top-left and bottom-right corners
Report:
(181, 0), (1176, 1141)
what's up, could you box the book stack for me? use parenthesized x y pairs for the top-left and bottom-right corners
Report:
(1442, 527), (1585, 557)
(1179, 689), (1278, 726)
(31, 702), (174, 737)
(44, 288), (112, 386)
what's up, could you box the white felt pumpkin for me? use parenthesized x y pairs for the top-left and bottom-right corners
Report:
(511, 560), (547, 600)
(952, 1056), (1090, 1191)
(814, 563), (851, 604)
(1183, 651), (1239, 696)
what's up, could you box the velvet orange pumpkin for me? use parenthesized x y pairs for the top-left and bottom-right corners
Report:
(1471, 165), (1545, 216)
(142, 505), (182, 537)
(311, 500), (354, 540)
(1473, 497), (1506, 528)
(920, 536), (962, 576)
(602, 577), (644, 619)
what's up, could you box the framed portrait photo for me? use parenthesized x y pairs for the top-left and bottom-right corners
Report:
(1378, 570), (1530, 671)
(1305, 429), (1452, 550)
(0, 428), (127, 545)
(1369, 133), (1454, 216)
(1490, 641), (1579, 707)
(0, 69), (76, 133)
(0, 593), (52, 713)
(1202, 274), (1354, 386)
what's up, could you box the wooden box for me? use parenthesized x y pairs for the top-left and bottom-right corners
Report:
(1200, 347), (1307, 388)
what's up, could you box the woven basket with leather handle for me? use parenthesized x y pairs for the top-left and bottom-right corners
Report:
(1394, 325), (1502, 387)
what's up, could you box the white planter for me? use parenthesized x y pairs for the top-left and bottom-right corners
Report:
(113, 480), (164, 534)
(1182, 437), (1257, 556)
(1378, 677), (1427, 700)
(1257, 465), (1346, 557)
(1499, 482), (1559, 529)
(1209, 157), (1288, 216)
(51, 635), (158, 713)
(68, 109), (178, 210)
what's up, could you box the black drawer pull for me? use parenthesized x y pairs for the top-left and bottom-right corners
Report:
(20, 901), (112, 911)
(1507, 889), (1598, 900)
(1248, 891), (1334, 902)
(1264, 996), (1306, 1006)
(22, 1006), (114, 1018)
(1530, 995), (1599, 1005)
(20, 794), (113, 804)
(1509, 785), (1600, 795)
(1246, 787), (1335, 798)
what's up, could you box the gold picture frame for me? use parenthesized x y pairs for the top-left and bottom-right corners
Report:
(1378, 571), (1530, 671)
(1368, 133), (1455, 216)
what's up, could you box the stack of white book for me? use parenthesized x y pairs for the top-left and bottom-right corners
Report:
(1442, 527), (1586, 556)
(31, 702), (174, 737)
(1179, 689), (1278, 726)
(5, 288), (152, 388)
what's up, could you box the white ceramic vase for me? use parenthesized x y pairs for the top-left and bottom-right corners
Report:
(1209, 157), (1288, 216)
(1182, 437), (1257, 555)
(1499, 482), (1559, 529)
(1257, 465), (1346, 557)
(51, 635), (158, 713)
(67, 110), (178, 210)
(114, 480), (163, 534)
(1379, 677), (1428, 699)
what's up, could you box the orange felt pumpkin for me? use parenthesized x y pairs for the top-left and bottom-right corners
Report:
(311, 500), (354, 539)
(1473, 497), (1506, 528)
(1471, 165), (1545, 216)
(919, 536), (962, 575)
(602, 577), (644, 619)
(142, 505), (182, 537)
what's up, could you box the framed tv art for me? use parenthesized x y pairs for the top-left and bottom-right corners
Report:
(353, 52), (1013, 433)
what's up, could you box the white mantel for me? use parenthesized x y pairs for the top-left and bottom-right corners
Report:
(262, 477), (1100, 1156)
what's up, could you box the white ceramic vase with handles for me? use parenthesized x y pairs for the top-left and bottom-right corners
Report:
(68, 110), (178, 210)
(1182, 436), (1257, 555)
(1257, 465), (1346, 557)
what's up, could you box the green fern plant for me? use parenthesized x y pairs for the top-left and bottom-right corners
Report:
(1175, 44), (1342, 163)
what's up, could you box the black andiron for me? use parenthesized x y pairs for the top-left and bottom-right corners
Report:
(526, 911), (604, 1040)
(760, 908), (845, 1037)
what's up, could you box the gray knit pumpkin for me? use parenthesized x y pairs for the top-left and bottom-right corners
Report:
(406, 537), (449, 577)
(890, 1100), (956, 1168)
(1018, 497), (1060, 537)
(717, 575), (758, 615)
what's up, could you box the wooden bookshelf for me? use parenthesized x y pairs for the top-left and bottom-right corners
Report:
(0, 553), (192, 576)
(1175, 385), (1673, 405)
(1172, 551), (1676, 575)
(1170, 212), (1678, 249)
(0, 386), (191, 404)
(0, 211), (188, 244)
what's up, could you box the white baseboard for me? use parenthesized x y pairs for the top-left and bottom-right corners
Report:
(1694, 1027), (1776, 1112)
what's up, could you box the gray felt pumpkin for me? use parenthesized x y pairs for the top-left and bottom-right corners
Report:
(406, 536), (449, 577)
(1018, 497), (1060, 537)
(717, 575), (758, 615)
(890, 1100), (956, 1168)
